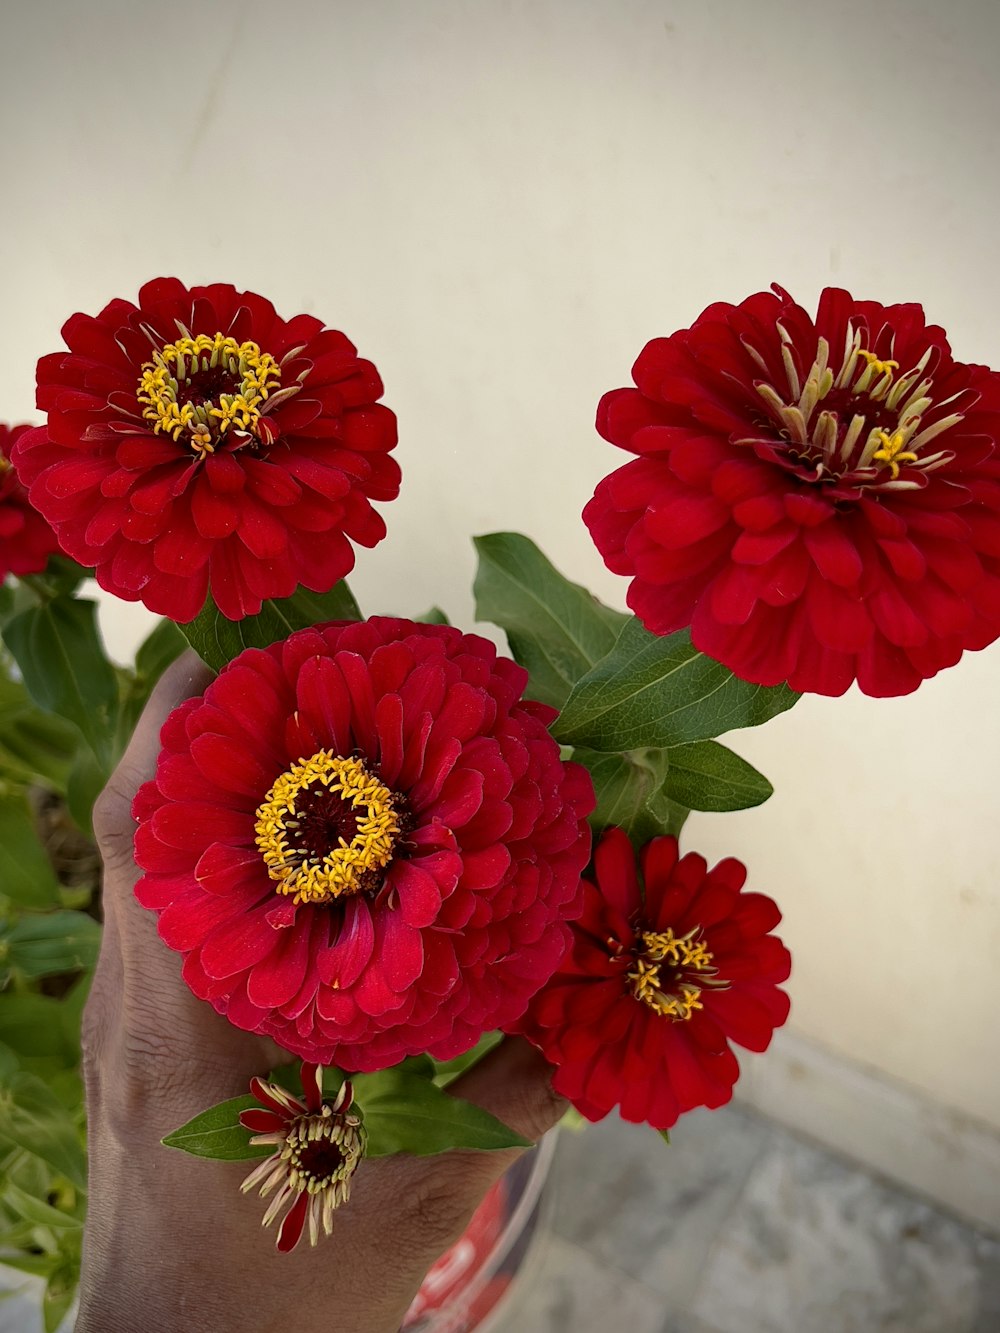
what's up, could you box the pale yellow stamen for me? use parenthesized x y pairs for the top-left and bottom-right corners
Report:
(137, 332), (280, 454)
(749, 325), (961, 489)
(254, 752), (400, 905)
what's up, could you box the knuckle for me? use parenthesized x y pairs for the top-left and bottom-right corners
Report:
(91, 781), (134, 860)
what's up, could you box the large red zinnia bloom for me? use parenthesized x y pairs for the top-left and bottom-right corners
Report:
(0, 424), (60, 580)
(12, 278), (399, 622)
(517, 828), (790, 1130)
(585, 286), (1000, 696)
(133, 617), (594, 1071)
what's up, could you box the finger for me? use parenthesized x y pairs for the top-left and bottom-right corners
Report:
(114, 650), (214, 805)
(92, 651), (213, 884)
(93, 650), (212, 946)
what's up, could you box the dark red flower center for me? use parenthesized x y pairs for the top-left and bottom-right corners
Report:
(627, 927), (724, 1021)
(255, 751), (403, 905)
(294, 1136), (346, 1182)
(136, 333), (281, 457)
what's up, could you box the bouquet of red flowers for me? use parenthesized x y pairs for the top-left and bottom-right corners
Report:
(2, 277), (995, 1321)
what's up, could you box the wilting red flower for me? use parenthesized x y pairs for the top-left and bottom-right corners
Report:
(12, 278), (399, 622)
(134, 617), (594, 1070)
(239, 1064), (364, 1252)
(585, 286), (1000, 696)
(517, 828), (790, 1130)
(0, 424), (61, 580)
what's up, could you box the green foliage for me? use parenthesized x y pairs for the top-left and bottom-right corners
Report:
(180, 581), (362, 671)
(554, 619), (799, 751)
(164, 1061), (530, 1163)
(161, 1095), (270, 1162)
(353, 1065), (532, 1156)
(572, 747), (690, 840)
(0, 796), (61, 909)
(661, 740), (773, 812)
(0, 1071), (87, 1189)
(2, 598), (119, 772)
(0, 912), (101, 983)
(0, 672), (79, 793)
(473, 533), (628, 708)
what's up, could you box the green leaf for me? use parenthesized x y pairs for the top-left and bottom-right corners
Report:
(0, 997), (78, 1073)
(415, 606), (451, 625)
(2, 1181), (81, 1231)
(180, 581), (362, 671)
(64, 749), (106, 838)
(554, 620), (799, 751)
(161, 1095), (272, 1161)
(658, 1129), (671, 1145)
(43, 1262), (78, 1333)
(354, 1067), (532, 1156)
(473, 533), (628, 708)
(2, 912), (101, 981)
(2, 598), (118, 770)
(662, 739), (773, 812)
(0, 671), (80, 792)
(574, 747), (689, 841)
(0, 1073), (86, 1189)
(0, 795), (61, 908)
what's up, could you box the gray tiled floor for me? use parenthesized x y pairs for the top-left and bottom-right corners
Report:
(496, 1106), (1000, 1333)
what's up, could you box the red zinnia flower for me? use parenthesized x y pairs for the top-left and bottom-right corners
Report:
(133, 617), (594, 1071)
(517, 828), (791, 1130)
(585, 286), (1000, 696)
(0, 424), (60, 580)
(239, 1064), (364, 1252)
(12, 278), (399, 622)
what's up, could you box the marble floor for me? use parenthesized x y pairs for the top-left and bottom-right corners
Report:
(495, 1106), (1000, 1333)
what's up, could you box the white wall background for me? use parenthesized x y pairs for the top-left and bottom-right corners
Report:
(2, 0), (999, 1178)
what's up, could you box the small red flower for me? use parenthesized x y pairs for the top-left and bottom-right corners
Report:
(585, 286), (1000, 696)
(133, 618), (594, 1071)
(239, 1064), (364, 1252)
(12, 278), (400, 622)
(0, 424), (60, 580)
(517, 828), (791, 1130)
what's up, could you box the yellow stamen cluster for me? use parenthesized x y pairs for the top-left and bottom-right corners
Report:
(255, 752), (400, 905)
(870, 429), (920, 481)
(750, 321), (963, 490)
(628, 928), (720, 1022)
(137, 333), (281, 456)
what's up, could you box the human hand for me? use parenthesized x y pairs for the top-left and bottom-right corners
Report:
(79, 652), (566, 1333)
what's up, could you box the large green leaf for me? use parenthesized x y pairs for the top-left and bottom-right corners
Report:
(574, 747), (689, 841)
(662, 740), (773, 812)
(0, 996), (78, 1068)
(554, 620), (799, 751)
(354, 1067), (531, 1156)
(0, 795), (61, 909)
(2, 912), (102, 982)
(473, 533), (628, 708)
(0, 1072), (86, 1189)
(161, 1095), (271, 1161)
(180, 581), (362, 671)
(0, 671), (80, 792)
(2, 598), (118, 770)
